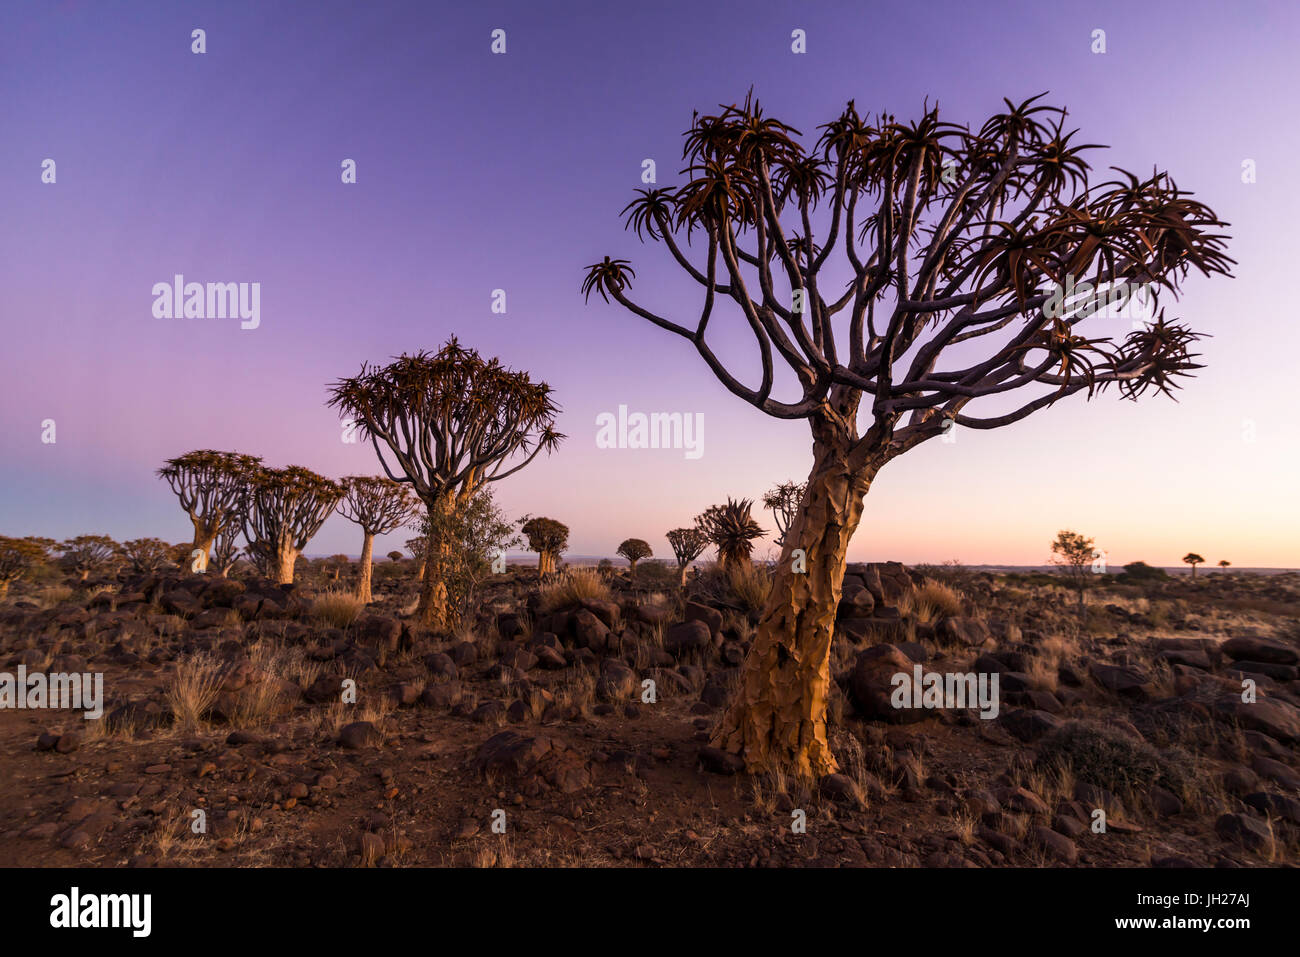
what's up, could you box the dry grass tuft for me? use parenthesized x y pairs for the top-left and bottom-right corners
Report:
(912, 580), (965, 621)
(311, 588), (365, 628)
(539, 568), (611, 613)
(167, 653), (224, 730)
(727, 562), (771, 615)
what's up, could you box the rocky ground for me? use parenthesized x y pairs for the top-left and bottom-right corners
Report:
(1, 560), (1297, 868)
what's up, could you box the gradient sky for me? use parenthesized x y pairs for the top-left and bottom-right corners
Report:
(2, 0), (1297, 567)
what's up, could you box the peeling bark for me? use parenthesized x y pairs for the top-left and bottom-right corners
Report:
(415, 494), (453, 629)
(711, 415), (880, 781)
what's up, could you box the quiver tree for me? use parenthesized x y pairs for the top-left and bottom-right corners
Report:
(338, 476), (419, 602)
(666, 526), (709, 586)
(405, 532), (428, 580)
(695, 499), (765, 572)
(1183, 552), (1205, 577)
(1217, 559), (1230, 572)
(241, 466), (343, 585)
(519, 516), (569, 577)
(122, 538), (172, 575)
(387, 550), (404, 563)
(0, 537), (52, 598)
(763, 481), (807, 547)
(59, 535), (119, 582)
(326, 554), (350, 581)
(210, 521), (244, 578)
(616, 538), (653, 579)
(584, 93), (1233, 779)
(158, 450), (263, 571)
(328, 338), (562, 629)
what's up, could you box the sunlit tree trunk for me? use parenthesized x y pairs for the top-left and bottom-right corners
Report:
(271, 540), (298, 585)
(190, 520), (218, 573)
(712, 417), (880, 780)
(358, 532), (375, 604)
(416, 493), (453, 629)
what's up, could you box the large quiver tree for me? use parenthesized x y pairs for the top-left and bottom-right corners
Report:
(584, 92), (1233, 779)
(328, 339), (562, 629)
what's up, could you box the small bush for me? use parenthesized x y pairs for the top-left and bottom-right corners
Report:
(1036, 719), (1193, 801)
(727, 562), (771, 615)
(167, 653), (224, 730)
(311, 588), (365, 628)
(633, 560), (680, 591)
(913, 580), (964, 621)
(1118, 561), (1169, 584)
(539, 567), (612, 613)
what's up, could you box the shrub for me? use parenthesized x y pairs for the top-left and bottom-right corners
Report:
(539, 568), (612, 613)
(167, 653), (224, 730)
(1036, 719), (1193, 800)
(1118, 561), (1169, 584)
(311, 588), (365, 628)
(727, 561), (771, 615)
(913, 580), (964, 620)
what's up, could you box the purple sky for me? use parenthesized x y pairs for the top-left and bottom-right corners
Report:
(2, 0), (1297, 567)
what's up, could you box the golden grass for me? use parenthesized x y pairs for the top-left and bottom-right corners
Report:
(34, 584), (74, 607)
(167, 653), (224, 730)
(311, 588), (365, 628)
(727, 562), (771, 614)
(913, 579), (965, 620)
(538, 568), (612, 613)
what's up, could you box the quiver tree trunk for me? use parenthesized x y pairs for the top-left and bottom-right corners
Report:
(190, 522), (218, 574)
(711, 423), (879, 780)
(358, 532), (375, 604)
(537, 551), (556, 577)
(415, 493), (453, 630)
(270, 540), (298, 585)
